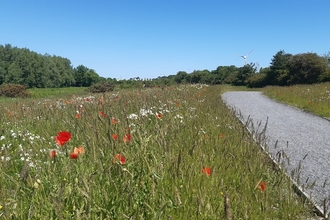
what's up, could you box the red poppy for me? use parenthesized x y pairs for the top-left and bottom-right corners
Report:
(74, 146), (85, 154)
(49, 150), (56, 159)
(259, 181), (266, 191)
(123, 134), (132, 143)
(55, 131), (71, 146)
(157, 113), (162, 119)
(99, 111), (106, 118)
(111, 117), (118, 124)
(75, 113), (81, 119)
(112, 134), (118, 140)
(114, 154), (126, 164)
(69, 152), (79, 159)
(202, 167), (211, 176)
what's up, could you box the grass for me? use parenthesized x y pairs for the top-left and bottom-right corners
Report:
(27, 87), (88, 99)
(262, 82), (330, 119)
(0, 84), (316, 219)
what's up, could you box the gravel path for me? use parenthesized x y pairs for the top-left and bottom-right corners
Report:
(221, 91), (330, 215)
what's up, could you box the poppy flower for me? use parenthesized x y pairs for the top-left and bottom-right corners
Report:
(99, 111), (106, 118)
(259, 181), (266, 191)
(111, 117), (118, 124)
(75, 113), (81, 119)
(157, 113), (162, 119)
(202, 167), (211, 176)
(114, 154), (126, 164)
(69, 152), (79, 159)
(49, 150), (56, 159)
(55, 131), (71, 146)
(112, 134), (118, 140)
(74, 146), (85, 154)
(123, 134), (132, 143)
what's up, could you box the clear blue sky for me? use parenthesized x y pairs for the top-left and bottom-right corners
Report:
(1, 1), (329, 79)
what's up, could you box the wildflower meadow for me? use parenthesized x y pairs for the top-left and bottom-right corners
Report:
(262, 82), (330, 119)
(0, 85), (316, 219)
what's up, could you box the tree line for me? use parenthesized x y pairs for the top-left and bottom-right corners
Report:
(1, 44), (329, 89)
(0, 44), (101, 88)
(112, 50), (330, 89)
(170, 50), (330, 88)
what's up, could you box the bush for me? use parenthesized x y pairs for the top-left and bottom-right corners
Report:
(246, 73), (268, 88)
(0, 84), (31, 98)
(86, 81), (115, 93)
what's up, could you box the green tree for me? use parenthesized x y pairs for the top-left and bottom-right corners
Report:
(6, 62), (23, 84)
(74, 65), (89, 87)
(231, 63), (257, 86)
(82, 69), (101, 86)
(287, 53), (328, 84)
(246, 67), (270, 88)
(174, 71), (188, 84)
(267, 50), (292, 85)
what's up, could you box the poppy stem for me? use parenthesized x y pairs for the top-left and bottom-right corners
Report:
(65, 145), (68, 157)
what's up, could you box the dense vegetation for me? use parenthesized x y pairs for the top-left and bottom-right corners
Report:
(0, 44), (329, 90)
(0, 85), (316, 219)
(0, 44), (101, 88)
(262, 82), (330, 118)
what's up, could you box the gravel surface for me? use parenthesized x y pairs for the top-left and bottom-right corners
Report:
(221, 91), (330, 215)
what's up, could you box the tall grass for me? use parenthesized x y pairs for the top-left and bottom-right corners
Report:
(0, 85), (315, 219)
(262, 82), (330, 119)
(28, 87), (88, 99)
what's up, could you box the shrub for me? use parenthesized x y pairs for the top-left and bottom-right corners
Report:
(86, 81), (115, 93)
(0, 84), (31, 98)
(246, 73), (268, 88)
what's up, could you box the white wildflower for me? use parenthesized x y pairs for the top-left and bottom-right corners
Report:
(128, 113), (138, 120)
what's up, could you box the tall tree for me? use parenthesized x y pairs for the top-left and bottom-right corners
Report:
(287, 53), (328, 84)
(267, 50), (292, 85)
(231, 63), (257, 86)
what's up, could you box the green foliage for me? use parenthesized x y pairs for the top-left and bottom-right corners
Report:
(287, 52), (328, 84)
(319, 68), (330, 82)
(0, 85), (316, 219)
(1, 44), (330, 89)
(0, 44), (99, 88)
(0, 83), (31, 98)
(74, 65), (100, 87)
(231, 63), (257, 86)
(86, 81), (116, 93)
(246, 73), (267, 88)
(264, 51), (329, 86)
(174, 71), (188, 84)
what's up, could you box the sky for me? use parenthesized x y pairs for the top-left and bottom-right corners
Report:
(1, 1), (329, 80)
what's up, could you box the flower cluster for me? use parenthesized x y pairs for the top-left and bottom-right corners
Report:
(52, 131), (86, 160)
